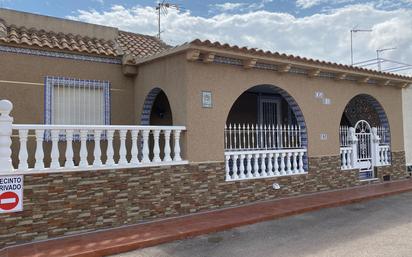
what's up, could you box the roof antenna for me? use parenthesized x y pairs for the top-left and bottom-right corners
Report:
(156, 1), (179, 40)
(350, 25), (372, 65)
(376, 47), (396, 71)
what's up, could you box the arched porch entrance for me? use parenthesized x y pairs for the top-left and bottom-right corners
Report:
(224, 84), (308, 181)
(339, 94), (391, 180)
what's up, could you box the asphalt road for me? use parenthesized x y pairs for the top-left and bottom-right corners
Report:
(113, 191), (412, 257)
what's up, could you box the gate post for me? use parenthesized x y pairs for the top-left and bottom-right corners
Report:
(349, 127), (357, 168)
(371, 127), (381, 166)
(0, 100), (14, 172)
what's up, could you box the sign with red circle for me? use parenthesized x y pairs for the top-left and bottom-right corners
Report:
(0, 175), (23, 213)
(0, 191), (19, 211)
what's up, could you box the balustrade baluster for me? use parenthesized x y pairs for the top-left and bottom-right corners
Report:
(267, 153), (274, 176)
(34, 129), (45, 170)
(152, 129), (161, 163)
(163, 129), (172, 162)
(342, 149), (347, 169)
(79, 129), (88, 167)
(130, 129), (140, 165)
(253, 153), (259, 177)
(232, 154), (238, 180)
(274, 152), (279, 175)
(260, 153), (267, 177)
(93, 129), (102, 167)
(292, 152), (298, 173)
(50, 129), (60, 169)
(286, 152), (292, 174)
(246, 154), (252, 178)
(280, 152), (286, 175)
(298, 151), (304, 173)
(224, 124), (228, 150)
(225, 155), (231, 180)
(239, 154), (245, 179)
(119, 129), (128, 165)
(106, 129), (115, 166)
(65, 130), (75, 168)
(173, 129), (182, 161)
(142, 129), (150, 163)
(18, 129), (29, 170)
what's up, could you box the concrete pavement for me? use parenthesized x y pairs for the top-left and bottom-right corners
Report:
(115, 191), (412, 257)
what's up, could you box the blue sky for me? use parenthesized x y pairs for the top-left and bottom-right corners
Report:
(1, 0), (412, 73)
(2, 0), (412, 19)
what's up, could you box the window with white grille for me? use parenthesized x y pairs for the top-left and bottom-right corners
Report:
(45, 77), (110, 125)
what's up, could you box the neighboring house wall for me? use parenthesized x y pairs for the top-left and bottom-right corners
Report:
(403, 86), (412, 166)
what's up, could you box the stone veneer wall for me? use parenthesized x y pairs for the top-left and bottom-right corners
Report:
(0, 152), (406, 249)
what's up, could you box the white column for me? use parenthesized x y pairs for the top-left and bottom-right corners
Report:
(260, 153), (267, 177)
(93, 129), (102, 167)
(130, 129), (140, 165)
(65, 129), (75, 168)
(18, 129), (29, 170)
(163, 130), (172, 162)
(0, 100), (13, 172)
(79, 130), (88, 167)
(286, 152), (292, 174)
(106, 129), (115, 166)
(141, 129), (151, 163)
(280, 152), (286, 175)
(118, 129), (128, 165)
(50, 129), (60, 169)
(173, 129), (182, 161)
(34, 129), (45, 170)
(253, 153), (259, 177)
(152, 129), (161, 163)
(232, 154), (238, 180)
(342, 149), (347, 169)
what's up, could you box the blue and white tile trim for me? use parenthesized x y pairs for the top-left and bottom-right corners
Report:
(44, 76), (111, 141)
(140, 87), (162, 125)
(0, 45), (121, 64)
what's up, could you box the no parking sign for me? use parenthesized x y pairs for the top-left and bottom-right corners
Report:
(0, 175), (23, 213)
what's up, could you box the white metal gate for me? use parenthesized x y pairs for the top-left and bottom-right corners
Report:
(354, 120), (374, 179)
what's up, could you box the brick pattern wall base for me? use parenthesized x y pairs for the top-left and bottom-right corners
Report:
(0, 152), (405, 248)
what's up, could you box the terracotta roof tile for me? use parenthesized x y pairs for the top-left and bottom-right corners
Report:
(190, 39), (412, 80)
(117, 31), (169, 58)
(0, 18), (119, 56)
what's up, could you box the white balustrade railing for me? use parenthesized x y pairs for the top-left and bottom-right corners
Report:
(225, 148), (307, 181)
(0, 99), (187, 173)
(11, 124), (186, 172)
(340, 146), (354, 170)
(377, 144), (390, 166)
(225, 123), (303, 151)
(339, 126), (350, 147)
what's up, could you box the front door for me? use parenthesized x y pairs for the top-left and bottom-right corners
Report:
(354, 120), (374, 179)
(258, 96), (281, 125)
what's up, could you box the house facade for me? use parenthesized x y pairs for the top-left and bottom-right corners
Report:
(0, 8), (411, 249)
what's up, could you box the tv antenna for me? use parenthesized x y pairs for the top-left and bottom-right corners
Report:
(376, 47), (396, 71)
(156, 1), (179, 40)
(350, 26), (372, 65)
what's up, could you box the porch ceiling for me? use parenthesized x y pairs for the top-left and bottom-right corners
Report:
(132, 39), (412, 89)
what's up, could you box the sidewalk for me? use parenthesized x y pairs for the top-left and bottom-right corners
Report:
(3, 179), (412, 257)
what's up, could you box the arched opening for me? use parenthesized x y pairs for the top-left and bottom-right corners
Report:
(141, 87), (173, 125)
(224, 84), (308, 181)
(339, 94), (391, 180)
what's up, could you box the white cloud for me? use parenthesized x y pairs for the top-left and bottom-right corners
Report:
(212, 2), (247, 12)
(68, 3), (412, 74)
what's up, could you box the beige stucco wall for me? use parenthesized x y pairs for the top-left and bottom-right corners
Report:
(403, 86), (412, 165)
(0, 51), (134, 125)
(183, 60), (404, 162)
(0, 8), (118, 41)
